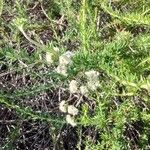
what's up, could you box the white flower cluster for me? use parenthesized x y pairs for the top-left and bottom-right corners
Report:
(56, 51), (74, 76)
(62, 70), (99, 126)
(68, 70), (99, 96)
(80, 85), (88, 96)
(46, 50), (74, 76)
(69, 79), (89, 96)
(59, 100), (78, 127)
(85, 70), (100, 91)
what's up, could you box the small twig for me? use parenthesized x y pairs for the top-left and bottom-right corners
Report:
(0, 120), (16, 123)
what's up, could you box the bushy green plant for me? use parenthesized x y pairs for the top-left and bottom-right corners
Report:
(0, 0), (150, 149)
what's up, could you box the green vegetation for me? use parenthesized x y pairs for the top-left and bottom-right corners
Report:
(0, 0), (150, 149)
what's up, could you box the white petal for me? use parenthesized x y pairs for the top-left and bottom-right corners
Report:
(69, 80), (78, 93)
(85, 70), (99, 81)
(46, 52), (53, 64)
(66, 115), (77, 127)
(68, 105), (79, 116)
(59, 100), (67, 113)
(80, 86), (88, 96)
(87, 81), (99, 91)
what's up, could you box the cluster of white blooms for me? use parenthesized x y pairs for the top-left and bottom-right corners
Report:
(69, 80), (88, 96)
(56, 51), (74, 76)
(69, 79), (89, 96)
(59, 70), (100, 126)
(68, 70), (100, 95)
(59, 100), (78, 127)
(85, 70), (100, 91)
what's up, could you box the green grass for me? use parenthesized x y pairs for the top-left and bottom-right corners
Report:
(0, 0), (150, 149)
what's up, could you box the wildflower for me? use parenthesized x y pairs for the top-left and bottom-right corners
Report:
(69, 80), (78, 93)
(56, 51), (74, 76)
(59, 100), (67, 113)
(68, 105), (79, 116)
(85, 70), (99, 81)
(56, 65), (68, 76)
(66, 114), (77, 127)
(87, 81), (100, 91)
(80, 86), (88, 96)
(46, 52), (53, 64)
(85, 70), (100, 91)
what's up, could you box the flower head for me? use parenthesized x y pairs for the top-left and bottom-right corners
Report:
(69, 80), (78, 93)
(87, 81), (99, 91)
(56, 65), (68, 76)
(80, 86), (88, 96)
(59, 100), (67, 113)
(68, 105), (79, 116)
(66, 115), (77, 127)
(85, 70), (99, 81)
(46, 52), (53, 64)
(56, 51), (74, 76)
(85, 70), (100, 91)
